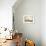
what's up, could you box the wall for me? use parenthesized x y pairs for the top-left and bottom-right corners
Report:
(0, 0), (16, 30)
(13, 0), (41, 46)
(41, 0), (46, 46)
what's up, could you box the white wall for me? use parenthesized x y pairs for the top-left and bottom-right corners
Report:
(13, 0), (46, 46)
(13, 0), (41, 46)
(0, 0), (16, 30)
(41, 0), (46, 46)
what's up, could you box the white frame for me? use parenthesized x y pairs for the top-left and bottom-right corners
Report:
(23, 15), (34, 24)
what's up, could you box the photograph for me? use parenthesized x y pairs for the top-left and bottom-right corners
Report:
(0, 0), (46, 46)
(23, 15), (34, 23)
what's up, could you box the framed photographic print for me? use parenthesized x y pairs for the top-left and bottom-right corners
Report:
(23, 15), (34, 24)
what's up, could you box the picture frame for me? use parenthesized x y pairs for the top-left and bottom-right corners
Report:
(23, 15), (34, 24)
